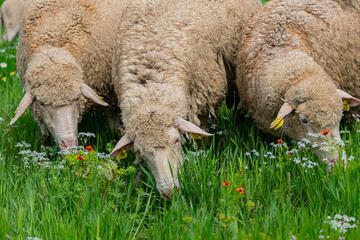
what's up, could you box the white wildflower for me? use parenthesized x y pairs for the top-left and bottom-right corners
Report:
(78, 132), (96, 138)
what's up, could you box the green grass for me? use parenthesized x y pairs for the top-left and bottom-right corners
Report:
(1, 19), (360, 240)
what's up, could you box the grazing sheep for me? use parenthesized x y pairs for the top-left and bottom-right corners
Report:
(0, 0), (29, 42)
(236, 0), (360, 165)
(11, 0), (127, 149)
(111, 0), (261, 199)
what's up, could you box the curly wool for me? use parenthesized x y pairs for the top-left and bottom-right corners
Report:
(17, 0), (127, 111)
(236, 0), (359, 139)
(127, 104), (177, 151)
(24, 47), (83, 106)
(113, 0), (261, 148)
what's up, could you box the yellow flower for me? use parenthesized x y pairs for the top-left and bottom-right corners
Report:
(2, 77), (6, 82)
(10, 71), (15, 76)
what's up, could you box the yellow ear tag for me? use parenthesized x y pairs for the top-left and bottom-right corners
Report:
(270, 116), (284, 130)
(343, 100), (350, 111)
(270, 116), (280, 127)
(190, 132), (202, 140)
(274, 119), (284, 130)
(14, 109), (17, 114)
(99, 96), (104, 100)
(116, 148), (127, 160)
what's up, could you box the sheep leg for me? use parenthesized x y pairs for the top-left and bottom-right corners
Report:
(133, 158), (145, 187)
(106, 112), (121, 136)
(39, 124), (51, 146)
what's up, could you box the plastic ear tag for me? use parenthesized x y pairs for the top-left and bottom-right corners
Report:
(343, 100), (350, 111)
(116, 148), (127, 160)
(270, 116), (284, 130)
(14, 109), (17, 114)
(274, 119), (284, 130)
(99, 96), (104, 100)
(190, 132), (202, 140)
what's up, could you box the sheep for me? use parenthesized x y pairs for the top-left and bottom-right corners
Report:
(11, 0), (128, 149)
(0, 0), (29, 42)
(111, 0), (261, 199)
(236, 0), (360, 166)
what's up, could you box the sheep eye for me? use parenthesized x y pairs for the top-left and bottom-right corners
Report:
(135, 150), (142, 155)
(300, 118), (309, 124)
(38, 102), (47, 110)
(174, 137), (181, 146)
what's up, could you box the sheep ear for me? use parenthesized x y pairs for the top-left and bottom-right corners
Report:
(176, 117), (213, 137)
(9, 92), (34, 125)
(270, 102), (293, 130)
(81, 84), (109, 107)
(110, 133), (133, 158)
(336, 89), (360, 108)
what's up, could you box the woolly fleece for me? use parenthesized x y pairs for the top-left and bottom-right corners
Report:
(236, 0), (360, 140)
(113, 0), (261, 150)
(17, 0), (127, 118)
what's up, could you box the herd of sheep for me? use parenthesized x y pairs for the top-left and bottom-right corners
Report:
(1, 0), (359, 200)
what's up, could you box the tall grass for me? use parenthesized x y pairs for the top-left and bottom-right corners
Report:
(1, 4), (360, 240)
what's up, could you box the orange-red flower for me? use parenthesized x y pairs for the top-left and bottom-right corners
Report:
(77, 155), (85, 161)
(7, 129), (10, 133)
(320, 129), (330, 136)
(86, 146), (93, 152)
(236, 187), (244, 194)
(277, 139), (284, 144)
(239, 171), (243, 174)
(223, 181), (230, 187)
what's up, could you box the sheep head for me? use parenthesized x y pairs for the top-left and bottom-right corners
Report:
(270, 78), (360, 165)
(10, 47), (108, 149)
(110, 107), (212, 200)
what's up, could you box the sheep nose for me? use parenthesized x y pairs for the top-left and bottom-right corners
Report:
(60, 139), (78, 149)
(160, 189), (174, 201)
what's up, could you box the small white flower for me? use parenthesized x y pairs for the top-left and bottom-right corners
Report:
(244, 152), (250, 156)
(0, 62), (7, 68)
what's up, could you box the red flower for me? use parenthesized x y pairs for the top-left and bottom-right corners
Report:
(223, 181), (230, 187)
(288, 154), (291, 157)
(86, 146), (93, 152)
(77, 155), (85, 161)
(7, 129), (10, 133)
(320, 129), (330, 136)
(236, 187), (244, 194)
(239, 171), (243, 174)
(277, 139), (284, 144)
(340, 222), (344, 225)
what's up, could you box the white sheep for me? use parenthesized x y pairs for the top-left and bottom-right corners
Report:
(11, 0), (128, 149)
(0, 0), (29, 42)
(111, 0), (261, 199)
(236, 0), (360, 165)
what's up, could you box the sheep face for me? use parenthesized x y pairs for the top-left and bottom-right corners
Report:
(133, 127), (183, 200)
(33, 98), (81, 149)
(10, 48), (108, 149)
(271, 87), (360, 165)
(111, 115), (212, 200)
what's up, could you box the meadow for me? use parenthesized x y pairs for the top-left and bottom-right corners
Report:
(1, 1), (360, 239)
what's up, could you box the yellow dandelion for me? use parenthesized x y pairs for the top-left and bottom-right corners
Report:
(2, 77), (6, 82)
(10, 71), (15, 76)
